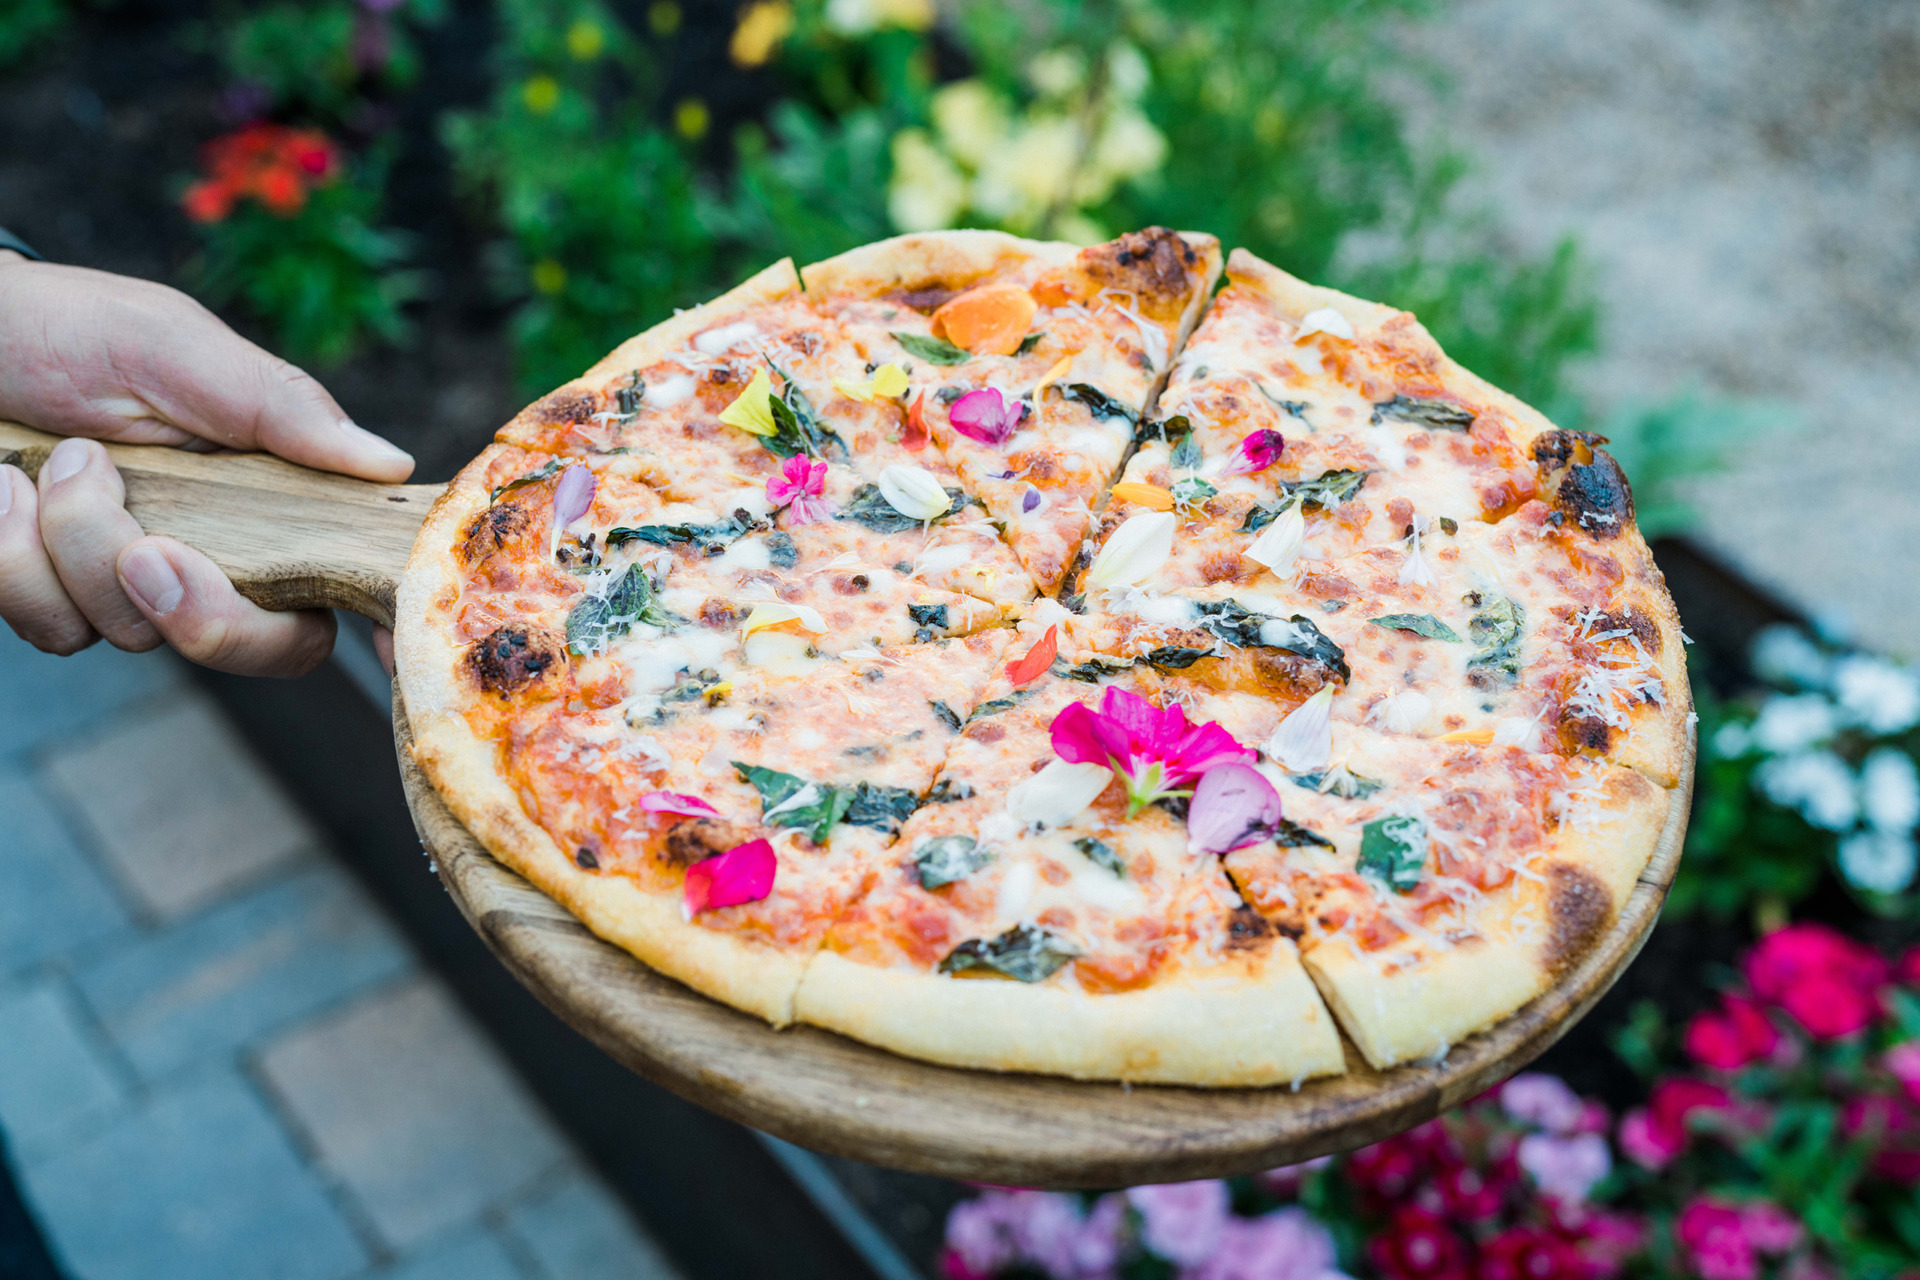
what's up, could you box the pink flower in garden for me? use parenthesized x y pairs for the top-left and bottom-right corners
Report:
(1126, 1180), (1231, 1267)
(1744, 922), (1889, 1040)
(1219, 428), (1286, 477)
(765, 454), (835, 524)
(1617, 1079), (1731, 1168)
(1501, 1073), (1586, 1134)
(1675, 1199), (1802, 1280)
(1517, 1132), (1611, 1203)
(1367, 1207), (1471, 1280)
(1885, 1041), (1920, 1105)
(948, 388), (1029, 446)
(1477, 1226), (1585, 1280)
(1434, 1160), (1512, 1222)
(1346, 1121), (1460, 1206)
(942, 1188), (1125, 1280)
(1684, 996), (1780, 1070)
(1188, 1207), (1348, 1280)
(1050, 687), (1254, 816)
(1843, 1095), (1920, 1183)
(682, 838), (776, 916)
(637, 791), (721, 819)
(1897, 944), (1920, 988)
(1564, 1210), (1647, 1280)
(1185, 763), (1284, 854)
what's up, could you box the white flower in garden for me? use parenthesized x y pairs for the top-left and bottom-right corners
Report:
(1500, 1072), (1584, 1133)
(823, 0), (932, 35)
(1084, 106), (1167, 198)
(1106, 43), (1151, 100)
(930, 80), (1008, 168)
(1750, 624), (1830, 689)
(1756, 751), (1859, 830)
(1838, 829), (1919, 895)
(887, 130), (967, 232)
(1711, 721), (1752, 760)
(1833, 654), (1920, 735)
(1027, 48), (1085, 98)
(1750, 692), (1839, 754)
(1861, 748), (1920, 833)
(1518, 1132), (1611, 1203)
(974, 115), (1082, 226)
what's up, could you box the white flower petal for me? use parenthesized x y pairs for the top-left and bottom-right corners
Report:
(1294, 307), (1354, 343)
(740, 602), (828, 639)
(1085, 511), (1176, 590)
(878, 464), (952, 521)
(1006, 759), (1114, 830)
(1245, 506), (1306, 576)
(1373, 690), (1433, 736)
(1266, 687), (1333, 772)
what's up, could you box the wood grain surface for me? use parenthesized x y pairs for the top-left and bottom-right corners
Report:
(0, 421), (438, 626)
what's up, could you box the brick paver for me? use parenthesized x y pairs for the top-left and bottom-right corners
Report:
(0, 977), (126, 1163)
(504, 1167), (686, 1280)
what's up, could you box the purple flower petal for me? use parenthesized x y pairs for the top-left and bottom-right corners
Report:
(1186, 763), (1283, 854)
(1021, 485), (1043, 513)
(948, 388), (1027, 446)
(552, 463), (597, 527)
(1220, 428), (1287, 478)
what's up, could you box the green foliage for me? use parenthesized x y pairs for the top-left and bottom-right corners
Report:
(186, 161), (418, 368)
(206, 0), (444, 118)
(706, 102), (895, 276)
(1589, 390), (1794, 540)
(0, 0), (68, 67)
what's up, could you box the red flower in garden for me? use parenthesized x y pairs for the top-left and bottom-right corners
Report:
(1744, 922), (1889, 1040)
(180, 123), (342, 224)
(1675, 1198), (1802, 1280)
(1476, 1226), (1584, 1280)
(1347, 1121), (1460, 1206)
(1843, 1095), (1920, 1183)
(1684, 995), (1781, 1070)
(1897, 944), (1920, 989)
(1370, 1207), (1473, 1280)
(1618, 1079), (1731, 1168)
(1435, 1158), (1514, 1223)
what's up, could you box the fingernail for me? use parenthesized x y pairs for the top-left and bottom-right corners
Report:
(0, 470), (13, 518)
(121, 545), (185, 615)
(44, 438), (91, 485)
(340, 419), (413, 466)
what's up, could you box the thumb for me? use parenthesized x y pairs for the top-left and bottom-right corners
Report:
(224, 351), (418, 483)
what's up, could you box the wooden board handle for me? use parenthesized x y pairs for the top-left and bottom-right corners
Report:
(0, 421), (444, 627)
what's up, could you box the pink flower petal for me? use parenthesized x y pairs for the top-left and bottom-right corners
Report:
(684, 838), (777, 915)
(1220, 429), (1286, 477)
(1186, 763), (1282, 853)
(948, 388), (1027, 446)
(552, 463), (597, 527)
(1048, 688), (1254, 816)
(767, 453), (826, 507)
(638, 791), (721, 819)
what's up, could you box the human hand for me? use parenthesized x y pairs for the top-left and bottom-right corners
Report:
(0, 253), (413, 676)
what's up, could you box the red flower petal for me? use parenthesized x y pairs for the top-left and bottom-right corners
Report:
(1005, 625), (1057, 686)
(902, 392), (930, 451)
(638, 791), (721, 819)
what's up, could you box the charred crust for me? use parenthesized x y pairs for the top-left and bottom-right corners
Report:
(1225, 906), (1278, 952)
(1556, 456), (1634, 539)
(574, 847), (599, 870)
(662, 819), (749, 868)
(891, 287), (958, 313)
(1543, 863), (1612, 973)
(460, 502), (530, 565)
(1558, 709), (1614, 754)
(1529, 429), (1610, 470)
(1593, 607), (1658, 651)
(463, 626), (561, 698)
(1078, 227), (1198, 319)
(534, 389), (597, 426)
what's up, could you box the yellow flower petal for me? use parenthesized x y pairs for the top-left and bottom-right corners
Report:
(1439, 729), (1496, 745)
(1033, 355), (1073, 399)
(719, 368), (778, 437)
(833, 362), (911, 403)
(741, 602), (827, 640)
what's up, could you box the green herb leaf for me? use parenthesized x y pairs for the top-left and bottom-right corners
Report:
(908, 603), (949, 630)
(1015, 331), (1045, 355)
(1144, 645), (1211, 670)
(1289, 768), (1384, 799)
(1468, 596), (1526, 689)
(1193, 602), (1350, 680)
(890, 331), (972, 365)
(1170, 433), (1203, 470)
(1369, 613), (1463, 642)
(1272, 819), (1335, 849)
(1373, 395), (1475, 431)
(490, 458), (562, 502)
(565, 564), (673, 656)
(1136, 412), (1187, 445)
(605, 520), (743, 549)
(1242, 470), (1371, 530)
(614, 372), (645, 418)
(1058, 383), (1138, 426)
(1359, 815), (1427, 892)
(731, 762), (854, 844)
(915, 835), (992, 888)
(1171, 476), (1217, 508)
(1062, 656), (1135, 683)
(845, 782), (921, 834)
(1074, 836), (1126, 877)
(840, 483), (968, 533)
(929, 700), (962, 732)
(938, 924), (1080, 982)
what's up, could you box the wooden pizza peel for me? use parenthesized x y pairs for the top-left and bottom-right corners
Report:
(0, 419), (1693, 1188)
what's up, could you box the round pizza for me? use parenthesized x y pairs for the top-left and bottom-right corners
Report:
(395, 228), (1691, 1087)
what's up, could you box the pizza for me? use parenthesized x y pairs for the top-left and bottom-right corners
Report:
(395, 229), (1690, 1087)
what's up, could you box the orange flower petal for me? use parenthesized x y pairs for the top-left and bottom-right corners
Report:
(931, 283), (1038, 357)
(1108, 481), (1174, 512)
(1006, 625), (1058, 686)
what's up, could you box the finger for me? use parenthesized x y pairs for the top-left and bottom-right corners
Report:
(372, 625), (395, 677)
(35, 438), (159, 651)
(0, 464), (97, 653)
(118, 537), (337, 677)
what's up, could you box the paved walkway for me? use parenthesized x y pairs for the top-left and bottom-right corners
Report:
(0, 627), (683, 1280)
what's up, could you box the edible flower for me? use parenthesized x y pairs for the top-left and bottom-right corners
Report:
(1245, 504), (1306, 576)
(1109, 481), (1174, 512)
(638, 791), (722, 819)
(1083, 511), (1175, 592)
(766, 454), (835, 524)
(947, 387), (1028, 446)
(1006, 758), (1115, 830)
(878, 463), (952, 521)
(552, 463), (597, 528)
(1050, 686), (1255, 816)
(931, 283), (1038, 356)
(740, 601), (828, 640)
(902, 392), (930, 450)
(1294, 307), (1355, 343)
(1219, 429), (1286, 478)
(1186, 763), (1283, 854)
(833, 362), (909, 403)
(1006, 625), (1057, 685)
(1398, 513), (1436, 587)
(719, 367), (779, 437)
(1032, 355), (1073, 401)
(1372, 690), (1433, 736)
(683, 837), (777, 917)
(1266, 687), (1333, 771)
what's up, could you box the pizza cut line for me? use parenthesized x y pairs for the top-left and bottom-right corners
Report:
(395, 228), (1691, 1087)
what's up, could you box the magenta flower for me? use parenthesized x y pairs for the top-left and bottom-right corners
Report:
(1676, 1199), (1802, 1280)
(553, 463), (596, 527)
(766, 454), (835, 524)
(1126, 1181), (1231, 1267)
(1886, 1041), (1920, 1105)
(683, 838), (776, 916)
(1219, 428), (1286, 477)
(638, 791), (722, 820)
(1050, 687), (1255, 816)
(948, 387), (1028, 446)
(1186, 763), (1283, 854)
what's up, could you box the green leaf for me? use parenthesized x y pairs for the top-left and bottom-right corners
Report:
(1369, 613), (1462, 642)
(1058, 383), (1138, 426)
(939, 925), (1080, 982)
(1273, 819), (1335, 849)
(1074, 836), (1126, 877)
(844, 782), (920, 834)
(604, 520), (744, 549)
(1359, 815), (1426, 892)
(731, 762), (854, 844)
(1171, 476), (1217, 508)
(1015, 331), (1045, 355)
(890, 331), (972, 365)
(928, 699), (962, 732)
(1372, 395), (1475, 431)
(1242, 470), (1371, 529)
(915, 835), (992, 888)
(490, 458), (562, 502)
(1170, 433), (1203, 470)
(1288, 768), (1383, 799)
(839, 483), (968, 532)
(565, 564), (672, 656)
(1467, 596), (1526, 687)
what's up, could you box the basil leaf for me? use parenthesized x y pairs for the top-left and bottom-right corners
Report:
(565, 564), (672, 656)
(732, 762), (853, 844)
(915, 835), (992, 889)
(1369, 613), (1463, 643)
(1272, 819), (1335, 849)
(891, 332), (972, 365)
(1057, 383), (1138, 426)
(1247, 611), (1351, 681)
(1373, 395), (1475, 432)
(928, 777), (975, 803)
(839, 483), (969, 533)
(1074, 836), (1126, 878)
(1171, 477), (1216, 508)
(614, 372), (644, 418)
(1468, 596), (1526, 689)
(1136, 412), (1186, 445)
(605, 521), (742, 550)
(939, 924), (1081, 982)
(1242, 470), (1372, 530)
(929, 699), (963, 732)
(490, 458), (562, 502)
(765, 531), (798, 568)
(908, 603), (949, 630)
(1062, 656), (1135, 682)
(845, 782), (921, 835)
(1144, 645), (1211, 670)
(1170, 433), (1203, 470)
(1254, 386), (1310, 421)
(967, 697), (1018, 721)
(763, 390), (815, 459)
(1359, 815), (1427, 892)
(1289, 768), (1384, 800)
(1015, 331), (1045, 355)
